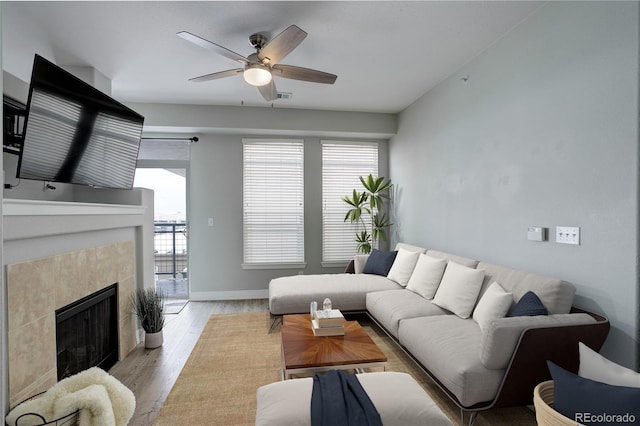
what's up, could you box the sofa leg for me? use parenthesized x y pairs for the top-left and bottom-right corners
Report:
(268, 314), (282, 334)
(460, 409), (478, 426)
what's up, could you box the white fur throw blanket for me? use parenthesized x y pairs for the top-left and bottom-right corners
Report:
(5, 367), (135, 426)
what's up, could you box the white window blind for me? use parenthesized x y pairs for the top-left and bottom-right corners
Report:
(322, 141), (378, 263)
(243, 139), (305, 267)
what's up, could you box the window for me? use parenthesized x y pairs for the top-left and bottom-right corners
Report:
(243, 139), (305, 268)
(322, 141), (378, 264)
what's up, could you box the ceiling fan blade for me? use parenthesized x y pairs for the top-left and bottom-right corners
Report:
(272, 64), (337, 84)
(177, 31), (249, 65)
(258, 80), (278, 101)
(188, 68), (244, 83)
(258, 25), (307, 65)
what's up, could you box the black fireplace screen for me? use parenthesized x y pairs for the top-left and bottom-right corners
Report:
(55, 284), (119, 380)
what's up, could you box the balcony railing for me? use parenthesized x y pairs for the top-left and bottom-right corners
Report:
(154, 222), (187, 279)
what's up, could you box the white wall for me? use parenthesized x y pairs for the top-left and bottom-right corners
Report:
(389, 2), (639, 368)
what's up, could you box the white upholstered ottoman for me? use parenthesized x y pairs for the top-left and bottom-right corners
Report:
(255, 372), (452, 426)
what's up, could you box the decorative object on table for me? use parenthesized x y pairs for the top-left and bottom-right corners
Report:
(322, 297), (332, 313)
(5, 367), (135, 426)
(342, 174), (393, 254)
(310, 300), (318, 319)
(311, 308), (345, 336)
(132, 287), (165, 349)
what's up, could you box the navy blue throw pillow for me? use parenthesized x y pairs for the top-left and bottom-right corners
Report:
(547, 361), (640, 425)
(508, 291), (548, 317)
(362, 249), (398, 276)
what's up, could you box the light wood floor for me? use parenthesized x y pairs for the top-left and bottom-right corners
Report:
(109, 299), (269, 426)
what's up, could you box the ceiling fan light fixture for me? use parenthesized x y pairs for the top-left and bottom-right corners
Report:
(243, 64), (272, 86)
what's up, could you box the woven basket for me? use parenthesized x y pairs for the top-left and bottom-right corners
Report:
(533, 381), (578, 426)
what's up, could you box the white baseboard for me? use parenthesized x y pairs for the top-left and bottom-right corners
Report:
(190, 289), (269, 301)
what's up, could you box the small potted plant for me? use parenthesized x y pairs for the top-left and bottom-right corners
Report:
(132, 287), (165, 349)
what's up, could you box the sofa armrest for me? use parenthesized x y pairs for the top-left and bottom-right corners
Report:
(492, 308), (609, 408)
(480, 313), (596, 370)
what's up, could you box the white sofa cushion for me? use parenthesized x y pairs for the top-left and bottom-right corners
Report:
(366, 289), (448, 338)
(472, 282), (513, 331)
(255, 372), (452, 426)
(578, 342), (640, 387)
(432, 262), (485, 319)
(406, 254), (447, 299)
(426, 250), (479, 268)
(387, 247), (421, 287)
(354, 254), (370, 274)
(269, 273), (401, 315)
(394, 242), (427, 254)
(398, 315), (504, 407)
(477, 261), (576, 315)
(479, 313), (596, 370)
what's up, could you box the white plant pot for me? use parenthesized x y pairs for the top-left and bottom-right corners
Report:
(145, 330), (163, 349)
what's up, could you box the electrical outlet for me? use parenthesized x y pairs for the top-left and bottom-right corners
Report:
(208, 218), (214, 227)
(556, 226), (580, 245)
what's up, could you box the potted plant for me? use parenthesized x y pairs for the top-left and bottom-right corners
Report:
(342, 174), (393, 254)
(132, 287), (165, 349)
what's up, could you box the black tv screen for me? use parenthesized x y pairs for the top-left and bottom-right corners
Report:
(17, 54), (144, 189)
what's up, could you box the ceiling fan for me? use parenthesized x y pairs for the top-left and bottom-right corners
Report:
(177, 25), (337, 102)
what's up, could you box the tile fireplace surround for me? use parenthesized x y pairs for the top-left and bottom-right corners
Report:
(6, 241), (138, 407)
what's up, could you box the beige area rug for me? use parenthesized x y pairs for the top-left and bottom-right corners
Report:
(154, 311), (536, 426)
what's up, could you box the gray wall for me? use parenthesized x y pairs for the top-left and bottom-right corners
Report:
(188, 134), (389, 300)
(389, 2), (639, 368)
(125, 102), (395, 301)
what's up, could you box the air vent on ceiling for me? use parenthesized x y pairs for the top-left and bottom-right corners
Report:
(276, 92), (293, 100)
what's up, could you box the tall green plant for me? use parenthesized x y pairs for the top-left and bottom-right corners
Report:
(342, 174), (393, 254)
(132, 288), (165, 333)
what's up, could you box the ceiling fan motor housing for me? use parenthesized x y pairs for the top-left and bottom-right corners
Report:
(249, 33), (268, 51)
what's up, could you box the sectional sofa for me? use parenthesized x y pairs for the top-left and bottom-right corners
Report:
(268, 243), (610, 415)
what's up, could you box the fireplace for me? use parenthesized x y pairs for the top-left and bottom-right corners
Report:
(56, 284), (119, 380)
(6, 241), (139, 407)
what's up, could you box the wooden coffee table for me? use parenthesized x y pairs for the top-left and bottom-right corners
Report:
(280, 314), (387, 379)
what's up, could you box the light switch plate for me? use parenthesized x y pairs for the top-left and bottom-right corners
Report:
(556, 226), (580, 245)
(527, 226), (546, 242)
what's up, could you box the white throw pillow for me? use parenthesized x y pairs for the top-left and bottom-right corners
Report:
(432, 261), (485, 318)
(579, 342), (640, 387)
(386, 248), (421, 286)
(353, 254), (370, 274)
(406, 254), (447, 299)
(472, 281), (513, 331)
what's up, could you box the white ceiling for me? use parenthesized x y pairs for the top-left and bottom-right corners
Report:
(2, 1), (542, 114)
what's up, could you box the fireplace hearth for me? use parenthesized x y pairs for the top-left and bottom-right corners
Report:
(56, 284), (119, 380)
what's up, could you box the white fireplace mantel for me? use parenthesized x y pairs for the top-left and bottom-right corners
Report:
(2, 198), (147, 243)
(3, 198), (145, 216)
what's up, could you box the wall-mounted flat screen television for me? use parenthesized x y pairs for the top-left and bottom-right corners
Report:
(17, 54), (144, 189)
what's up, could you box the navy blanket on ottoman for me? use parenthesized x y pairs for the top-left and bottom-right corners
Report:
(311, 370), (382, 426)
